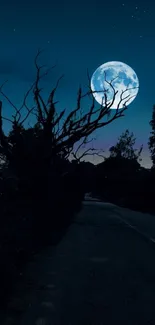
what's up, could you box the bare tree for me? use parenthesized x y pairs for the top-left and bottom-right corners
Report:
(0, 49), (139, 166)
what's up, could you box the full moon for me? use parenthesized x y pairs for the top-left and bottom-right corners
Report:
(90, 61), (139, 109)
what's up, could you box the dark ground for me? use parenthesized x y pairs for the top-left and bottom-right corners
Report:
(2, 201), (155, 325)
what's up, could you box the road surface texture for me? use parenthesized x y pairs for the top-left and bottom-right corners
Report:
(2, 201), (155, 325)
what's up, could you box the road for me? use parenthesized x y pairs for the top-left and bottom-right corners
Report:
(3, 201), (155, 325)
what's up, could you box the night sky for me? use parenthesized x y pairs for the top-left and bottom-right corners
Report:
(0, 0), (154, 168)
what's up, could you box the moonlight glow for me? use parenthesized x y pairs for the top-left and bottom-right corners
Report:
(90, 61), (139, 109)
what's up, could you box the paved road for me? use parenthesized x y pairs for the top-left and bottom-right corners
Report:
(3, 201), (155, 325)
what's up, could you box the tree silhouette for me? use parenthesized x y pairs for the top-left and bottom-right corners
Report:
(0, 50), (138, 171)
(148, 104), (155, 167)
(92, 129), (143, 204)
(109, 129), (143, 162)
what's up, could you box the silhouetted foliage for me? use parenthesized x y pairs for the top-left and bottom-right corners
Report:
(92, 130), (145, 206)
(148, 104), (155, 167)
(0, 49), (136, 308)
(109, 129), (143, 161)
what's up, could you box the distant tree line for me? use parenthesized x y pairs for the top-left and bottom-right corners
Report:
(82, 112), (155, 215)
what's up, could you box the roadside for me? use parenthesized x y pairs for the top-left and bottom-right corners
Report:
(2, 201), (155, 325)
(84, 196), (155, 245)
(113, 204), (155, 243)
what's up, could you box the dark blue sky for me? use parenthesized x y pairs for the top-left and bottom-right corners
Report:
(0, 0), (154, 167)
